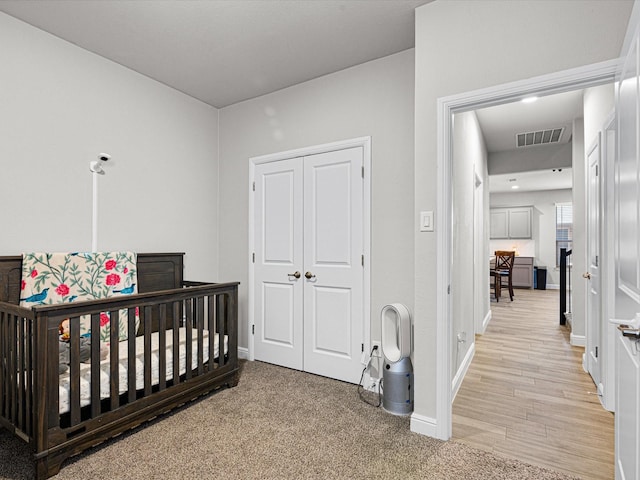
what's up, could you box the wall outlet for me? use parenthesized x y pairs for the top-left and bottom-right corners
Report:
(372, 341), (382, 357)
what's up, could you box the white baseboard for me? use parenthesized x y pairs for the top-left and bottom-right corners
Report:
(545, 284), (560, 290)
(238, 347), (249, 360)
(452, 343), (475, 401)
(410, 412), (439, 438)
(481, 310), (491, 333)
(564, 312), (573, 326)
(570, 334), (585, 347)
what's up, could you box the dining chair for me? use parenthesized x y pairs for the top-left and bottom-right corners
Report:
(490, 268), (502, 301)
(494, 250), (515, 301)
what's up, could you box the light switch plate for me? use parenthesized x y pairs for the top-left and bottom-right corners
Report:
(420, 211), (434, 232)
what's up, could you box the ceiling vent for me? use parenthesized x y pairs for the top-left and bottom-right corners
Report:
(516, 127), (564, 148)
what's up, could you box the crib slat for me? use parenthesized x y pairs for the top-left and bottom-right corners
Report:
(109, 310), (120, 410)
(197, 296), (204, 375)
(143, 306), (152, 396)
(17, 316), (24, 431)
(0, 312), (6, 419)
(158, 304), (166, 390)
(127, 307), (136, 403)
(208, 295), (215, 373)
(69, 316), (82, 426)
(89, 313), (101, 418)
(127, 309), (136, 404)
(15, 318), (21, 426)
(24, 317), (33, 435)
(0, 312), (24, 426)
(8, 315), (16, 425)
(45, 317), (59, 428)
(185, 299), (193, 380)
(172, 302), (180, 386)
(217, 294), (226, 368)
(17, 315), (31, 430)
(3, 313), (12, 421)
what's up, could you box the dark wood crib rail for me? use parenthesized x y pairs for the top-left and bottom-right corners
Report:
(0, 254), (239, 479)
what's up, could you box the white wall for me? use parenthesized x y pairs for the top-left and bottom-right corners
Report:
(490, 189), (572, 287)
(572, 117), (586, 339)
(414, 0), (632, 432)
(585, 84), (616, 145)
(451, 111), (489, 380)
(489, 143), (572, 175)
(0, 13), (220, 280)
(569, 85), (616, 341)
(218, 50), (415, 352)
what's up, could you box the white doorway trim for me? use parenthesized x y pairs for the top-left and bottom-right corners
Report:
(601, 111), (617, 413)
(473, 170), (486, 336)
(247, 136), (372, 365)
(585, 134), (603, 397)
(434, 60), (618, 440)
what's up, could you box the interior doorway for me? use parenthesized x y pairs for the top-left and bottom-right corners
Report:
(433, 60), (619, 441)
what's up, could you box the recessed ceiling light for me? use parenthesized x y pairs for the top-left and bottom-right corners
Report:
(511, 185), (520, 189)
(522, 96), (538, 104)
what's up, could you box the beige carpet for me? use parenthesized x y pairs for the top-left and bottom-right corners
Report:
(0, 361), (579, 479)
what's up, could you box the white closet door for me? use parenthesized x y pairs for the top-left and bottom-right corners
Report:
(302, 147), (363, 384)
(253, 158), (304, 370)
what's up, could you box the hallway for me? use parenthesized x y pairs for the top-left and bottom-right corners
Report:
(452, 288), (614, 480)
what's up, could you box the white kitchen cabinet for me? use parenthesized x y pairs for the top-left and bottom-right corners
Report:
(490, 209), (509, 239)
(490, 206), (532, 239)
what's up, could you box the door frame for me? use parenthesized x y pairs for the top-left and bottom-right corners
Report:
(473, 170), (488, 335)
(431, 60), (618, 440)
(586, 134), (603, 396)
(601, 111), (617, 413)
(247, 136), (372, 366)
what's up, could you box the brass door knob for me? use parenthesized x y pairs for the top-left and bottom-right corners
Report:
(288, 271), (301, 279)
(305, 271), (316, 279)
(583, 272), (592, 280)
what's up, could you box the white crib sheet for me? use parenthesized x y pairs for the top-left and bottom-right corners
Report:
(58, 328), (228, 414)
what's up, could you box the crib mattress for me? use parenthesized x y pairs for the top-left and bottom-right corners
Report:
(58, 328), (227, 414)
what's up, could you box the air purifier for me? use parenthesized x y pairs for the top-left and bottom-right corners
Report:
(381, 303), (413, 415)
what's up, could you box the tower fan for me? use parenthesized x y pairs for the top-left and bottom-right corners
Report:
(380, 303), (413, 415)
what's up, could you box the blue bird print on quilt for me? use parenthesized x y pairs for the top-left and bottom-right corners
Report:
(20, 288), (49, 303)
(113, 284), (136, 295)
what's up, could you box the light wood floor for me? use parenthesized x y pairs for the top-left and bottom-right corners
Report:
(452, 288), (614, 480)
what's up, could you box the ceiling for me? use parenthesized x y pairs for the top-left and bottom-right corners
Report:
(1, 0), (584, 193)
(475, 90), (583, 153)
(475, 89), (584, 193)
(0, 0), (431, 108)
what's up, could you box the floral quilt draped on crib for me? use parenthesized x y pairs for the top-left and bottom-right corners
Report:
(19, 252), (139, 342)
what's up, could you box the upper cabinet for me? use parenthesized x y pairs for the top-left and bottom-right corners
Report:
(490, 209), (509, 238)
(490, 206), (532, 239)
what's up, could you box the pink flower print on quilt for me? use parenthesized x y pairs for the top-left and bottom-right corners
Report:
(20, 252), (140, 342)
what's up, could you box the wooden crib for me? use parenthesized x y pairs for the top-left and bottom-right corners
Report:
(0, 253), (239, 478)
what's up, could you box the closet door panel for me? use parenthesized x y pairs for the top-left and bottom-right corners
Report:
(303, 147), (363, 384)
(253, 158), (304, 370)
